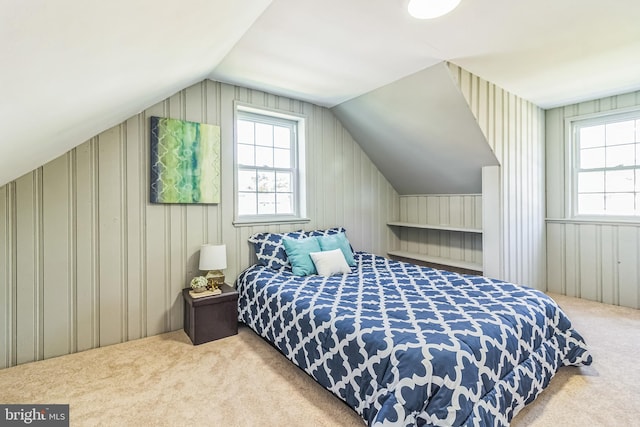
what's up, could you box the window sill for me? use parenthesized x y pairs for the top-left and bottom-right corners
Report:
(233, 217), (311, 227)
(546, 218), (640, 226)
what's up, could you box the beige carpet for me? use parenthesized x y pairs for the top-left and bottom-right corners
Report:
(0, 293), (638, 426)
(512, 293), (640, 427)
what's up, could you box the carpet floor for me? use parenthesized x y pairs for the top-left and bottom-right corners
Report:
(0, 293), (638, 426)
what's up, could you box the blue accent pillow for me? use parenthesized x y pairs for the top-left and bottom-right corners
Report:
(248, 230), (306, 270)
(283, 237), (322, 276)
(317, 232), (356, 266)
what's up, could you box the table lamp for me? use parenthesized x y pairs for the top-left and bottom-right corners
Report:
(199, 244), (227, 289)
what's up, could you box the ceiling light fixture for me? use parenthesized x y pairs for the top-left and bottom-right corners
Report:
(407, 0), (462, 19)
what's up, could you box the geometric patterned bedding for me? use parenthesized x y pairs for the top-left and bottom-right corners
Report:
(237, 252), (592, 426)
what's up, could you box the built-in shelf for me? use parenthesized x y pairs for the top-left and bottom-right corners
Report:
(387, 250), (483, 272)
(387, 221), (483, 272)
(387, 222), (482, 234)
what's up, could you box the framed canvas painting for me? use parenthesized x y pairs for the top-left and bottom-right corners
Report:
(150, 116), (221, 204)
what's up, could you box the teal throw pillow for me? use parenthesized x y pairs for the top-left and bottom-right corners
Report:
(317, 232), (356, 266)
(283, 236), (321, 276)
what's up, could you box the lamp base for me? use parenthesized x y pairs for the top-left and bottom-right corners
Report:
(206, 270), (225, 289)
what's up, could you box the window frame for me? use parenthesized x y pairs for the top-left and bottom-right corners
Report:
(233, 103), (308, 226)
(568, 106), (640, 221)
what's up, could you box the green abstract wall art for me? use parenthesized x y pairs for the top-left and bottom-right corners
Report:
(150, 116), (221, 204)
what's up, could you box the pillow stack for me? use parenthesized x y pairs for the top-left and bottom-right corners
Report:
(283, 231), (355, 276)
(249, 227), (355, 277)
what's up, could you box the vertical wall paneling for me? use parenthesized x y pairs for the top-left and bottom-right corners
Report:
(322, 108), (337, 227)
(0, 79), (399, 368)
(617, 227), (639, 307)
(184, 83), (208, 303)
(482, 166), (501, 279)
(125, 116), (143, 341)
(350, 134), (362, 246)
(506, 93), (517, 282)
(205, 80), (223, 258)
(545, 109), (564, 219)
(545, 90), (640, 308)
(74, 140), (97, 351)
(97, 126), (125, 346)
(341, 126), (355, 241)
(563, 224), (578, 298)
(600, 225), (616, 305)
(42, 154), (72, 358)
(449, 63), (546, 289)
(145, 101), (170, 337)
(0, 185), (10, 368)
(337, 125), (347, 238)
(168, 92), (186, 331)
(578, 225), (598, 301)
(545, 222), (564, 294)
(15, 174), (40, 365)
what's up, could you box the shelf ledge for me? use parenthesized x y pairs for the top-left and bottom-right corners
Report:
(387, 222), (482, 234)
(387, 250), (483, 271)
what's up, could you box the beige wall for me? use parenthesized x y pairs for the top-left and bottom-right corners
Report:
(448, 63), (547, 289)
(0, 79), (399, 369)
(546, 90), (640, 308)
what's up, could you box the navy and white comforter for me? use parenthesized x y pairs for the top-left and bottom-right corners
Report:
(237, 252), (592, 426)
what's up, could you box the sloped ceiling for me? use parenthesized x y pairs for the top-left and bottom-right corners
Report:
(333, 63), (498, 194)
(2, 0), (640, 188)
(0, 0), (272, 186)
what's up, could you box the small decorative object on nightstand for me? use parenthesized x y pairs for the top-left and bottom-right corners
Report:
(182, 283), (238, 345)
(189, 275), (220, 297)
(190, 276), (208, 293)
(199, 244), (227, 290)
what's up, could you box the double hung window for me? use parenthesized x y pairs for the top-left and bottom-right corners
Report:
(234, 106), (306, 223)
(572, 110), (640, 217)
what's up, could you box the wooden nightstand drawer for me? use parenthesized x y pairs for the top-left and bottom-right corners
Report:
(182, 283), (239, 345)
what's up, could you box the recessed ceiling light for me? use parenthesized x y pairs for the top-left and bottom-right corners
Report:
(408, 0), (462, 19)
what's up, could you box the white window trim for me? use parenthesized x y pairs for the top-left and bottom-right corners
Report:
(232, 102), (309, 226)
(566, 105), (640, 222)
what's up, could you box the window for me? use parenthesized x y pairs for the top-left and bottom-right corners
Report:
(572, 109), (640, 217)
(234, 105), (306, 223)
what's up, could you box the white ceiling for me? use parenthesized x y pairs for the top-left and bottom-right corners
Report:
(212, 0), (640, 108)
(2, 0), (640, 186)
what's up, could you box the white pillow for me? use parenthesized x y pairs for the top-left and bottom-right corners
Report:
(310, 249), (351, 277)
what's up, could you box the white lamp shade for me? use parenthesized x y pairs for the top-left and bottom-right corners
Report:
(199, 244), (227, 270)
(408, 0), (461, 19)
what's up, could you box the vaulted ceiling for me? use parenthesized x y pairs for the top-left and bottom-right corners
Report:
(2, 0), (640, 188)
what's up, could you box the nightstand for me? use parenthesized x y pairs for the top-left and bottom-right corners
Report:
(182, 283), (239, 345)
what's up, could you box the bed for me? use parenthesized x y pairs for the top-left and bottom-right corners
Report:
(237, 228), (592, 426)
